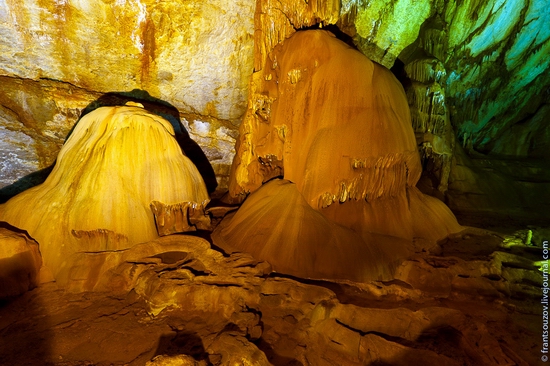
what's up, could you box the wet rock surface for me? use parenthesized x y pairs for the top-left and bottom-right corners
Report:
(0, 227), (543, 365)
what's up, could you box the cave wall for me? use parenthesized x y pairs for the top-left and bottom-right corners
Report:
(1, 0), (548, 217)
(251, 0), (549, 156)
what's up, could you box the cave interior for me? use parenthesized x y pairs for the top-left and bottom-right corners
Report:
(0, 0), (549, 365)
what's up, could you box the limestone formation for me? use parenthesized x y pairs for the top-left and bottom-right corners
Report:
(213, 179), (410, 282)
(0, 0), (254, 121)
(246, 0), (550, 219)
(217, 30), (462, 282)
(1, 0), (549, 219)
(0, 104), (209, 278)
(230, 30), (421, 201)
(0, 0), (251, 197)
(0, 77), (99, 201)
(0, 1), (547, 364)
(404, 58), (454, 198)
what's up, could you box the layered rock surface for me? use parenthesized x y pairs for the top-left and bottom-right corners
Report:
(0, 0), (251, 197)
(0, 0), (254, 120)
(0, 226), (543, 365)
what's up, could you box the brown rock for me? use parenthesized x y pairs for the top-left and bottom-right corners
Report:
(206, 333), (272, 366)
(0, 229), (539, 365)
(146, 354), (206, 366)
(0, 222), (42, 298)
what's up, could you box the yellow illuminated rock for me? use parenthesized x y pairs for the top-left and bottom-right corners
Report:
(1, 0), (253, 197)
(253, 0), (340, 72)
(0, 104), (209, 278)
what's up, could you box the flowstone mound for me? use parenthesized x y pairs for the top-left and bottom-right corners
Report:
(212, 179), (410, 282)
(0, 103), (209, 278)
(214, 30), (462, 282)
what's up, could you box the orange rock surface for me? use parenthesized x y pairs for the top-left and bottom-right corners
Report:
(213, 179), (409, 282)
(217, 30), (462, 281)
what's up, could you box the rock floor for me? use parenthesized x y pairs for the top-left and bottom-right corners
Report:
(0, 225), (545, 366)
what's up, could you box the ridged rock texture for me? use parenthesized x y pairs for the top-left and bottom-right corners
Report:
(0, 104), (209, 278)
(215, 179), (411, 282)
(0, 227), (543, 365)
(215, 30), (462, 282)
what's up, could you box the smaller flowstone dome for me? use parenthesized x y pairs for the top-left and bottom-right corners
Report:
(0, 103), (209, 278)
(212, 179), (410, 282)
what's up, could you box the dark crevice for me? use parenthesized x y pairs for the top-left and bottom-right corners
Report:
(296, 23), (357, 50)
(335, 320), (474, 363)
(379, 279), (414, 289)
(390, 57), (412, 91)
(153, 331), (209, 361)
(155, 262), (211, 277)
(38, 77), (84, 90)
(254, 337), (304, 366)
(200, 283), (242, 288)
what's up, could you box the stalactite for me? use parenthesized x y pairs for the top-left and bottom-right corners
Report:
(404, 58), (446, 84)
(254, 0), (340, 71)
(71, 229), (130, 252)
(319, 152), (417, 208)
(150, 200), (211, 236)
(419, 28), (447, 60)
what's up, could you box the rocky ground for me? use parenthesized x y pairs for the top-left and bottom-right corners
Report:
(0, 222), (545, 365)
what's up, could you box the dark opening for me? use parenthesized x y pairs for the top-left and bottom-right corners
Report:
(296, 23), (357, 50)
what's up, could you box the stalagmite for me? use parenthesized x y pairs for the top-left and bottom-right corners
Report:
(0, 103), (209, 278)
(215, 30), (462, 282)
